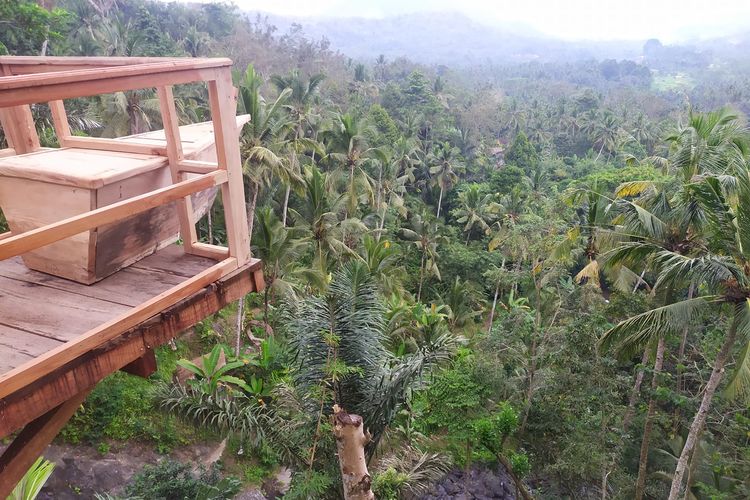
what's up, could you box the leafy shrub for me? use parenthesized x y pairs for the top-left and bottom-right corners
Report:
(125, 460), (241, 500)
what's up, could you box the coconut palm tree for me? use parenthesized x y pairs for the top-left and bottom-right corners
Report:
(601, 162), (750, 500)
(428, 142), (463, 218)
(236, 64), (291, 240)
(451, 184), (499, 244)
(398, 212), (447, 301)
(270, 70), (325, 224)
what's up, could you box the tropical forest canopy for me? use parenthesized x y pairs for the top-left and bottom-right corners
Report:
(1, 1), (749, 499)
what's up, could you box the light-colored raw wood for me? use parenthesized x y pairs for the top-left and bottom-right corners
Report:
(64, 136), (168, 156)
(0, 106), (40, 154)
(0, 388), (92, 499)
(0, 148), (16, 158)
(0, 256), (237, 400)
(179, 159), (219, 174)
(48, 99), (71, 146)
(189, 241), (230, 260)
(0, 170), (226, 261)
(208, 73), (251, 265)
(0, 231), (12, 240)
(158, 85), (197, 252)
(0, 177), (94, 283)
(0, 64), (225, 108)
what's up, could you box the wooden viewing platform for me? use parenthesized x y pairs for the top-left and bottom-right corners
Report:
(0, 56), (263, 494)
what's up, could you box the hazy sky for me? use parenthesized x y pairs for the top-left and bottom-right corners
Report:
(186, 0), (750, 41)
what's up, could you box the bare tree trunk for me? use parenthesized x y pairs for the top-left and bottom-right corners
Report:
(635, 336), (666, 500)
(331, 405), (374, 500)
(417, 250), (426, 302)
(668, 317), (739, 500)
(207, 208), (213, 245)
(247, 181), (259, 242)
(282, 185), (291, 226)
(234, 297), (244, 356)
(436, 186), (444, 218)
(487, 258), (505, 335)
(601, 348), (650, 500)
(595, 141), (605, 162)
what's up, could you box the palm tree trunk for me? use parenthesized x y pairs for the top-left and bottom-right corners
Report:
(668, 315), (739, 500)
(417, 250), (426, 302)
(623, 349), (650, 434)
(331, 405), (374, 500)
(282, 185), (291, 226)
(487, 259), (505, 335)
(595, 141), (605, 162)
(247, 181), (259, 240)
(635, 335), (666, 500)
(436, 186), (444, 218)
(235, 296), (244, 356)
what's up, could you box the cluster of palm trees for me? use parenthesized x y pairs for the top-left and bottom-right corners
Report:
(590, 108), (750, 499)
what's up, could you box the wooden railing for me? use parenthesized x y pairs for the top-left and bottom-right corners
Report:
(0, 57), (251, 398)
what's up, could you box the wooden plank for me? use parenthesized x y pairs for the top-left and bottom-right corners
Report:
(129, 245), (221, 278)
(189, 242), (229, 260)
(0, 148), (16, 158)
(0, 170), (226, 261)
(0, 276), (129, 341)
(0, 65), (225, 107)
(0, 256), (187, 307)
(0, 258), (262, 438)
(207, 71), (251, 265)
(121, 349), (157, 378)
(0, 231), (11, 240)
(64, 136), (168, 156)
(179, 160), (218, 174)
(48, 100), (71, 146)
(0, 257), (237, 399)
(0, 325), (63, 372)
(0, 388), (92, 499)
(0, 106), (39, 154)
(158, 85), (198, 252)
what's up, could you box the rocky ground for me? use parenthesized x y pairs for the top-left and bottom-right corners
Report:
(421, 465), (518, 500)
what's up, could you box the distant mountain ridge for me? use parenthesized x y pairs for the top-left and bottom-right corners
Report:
(244, 10), (750, 67)
(246, 11), (646, 65)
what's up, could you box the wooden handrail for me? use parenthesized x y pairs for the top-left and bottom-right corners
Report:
(0, 170), (226, 261)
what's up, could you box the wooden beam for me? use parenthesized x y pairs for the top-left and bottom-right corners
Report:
(0, 259), (263, 438)
(0, 170), (226, 261)
(0, 148), (16, 158)
(0, 64), (227, 107)
(0, 257), (237, 399)
(0, 388), (92, 499)
(189, 242), (230, 260)
(158, 85), (198, 253)
(63, 136), (167, 156)
(207, 71), (251, 265)
(48, 100), (71, 147)
(121, 349), (157, 378)
(0, 106), (40, 154)
(179, 160), (219, 174)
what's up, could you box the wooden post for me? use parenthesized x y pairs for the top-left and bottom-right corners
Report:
(207, 71), (251, 265)
(157, 85), (198, 253)
(0, 388), (91, 499)
(0, 65), (40, 154)
(121, 349), (157, 378)
(48, 99), (71, 147)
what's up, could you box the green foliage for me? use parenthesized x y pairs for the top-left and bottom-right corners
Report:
(124, 460), (241, 500)
(0, 0), (71, 55)
(505, 132), (539, 174)
(372, 468), (409, 500)
(8, 457), (55, 500)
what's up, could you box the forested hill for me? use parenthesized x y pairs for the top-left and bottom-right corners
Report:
(252, 10), (750, 66)
(257, 11), (639, 64)
(1, 1), (750, 499)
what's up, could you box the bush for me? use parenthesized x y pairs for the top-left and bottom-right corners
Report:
(125, 460), (241, 500)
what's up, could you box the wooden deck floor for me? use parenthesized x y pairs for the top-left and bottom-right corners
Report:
(0, 245), (225, 375)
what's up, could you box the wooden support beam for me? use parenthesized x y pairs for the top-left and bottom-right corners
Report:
(121, 349), (157, 378)
(179, 160), (219, 174)
(0, 106), (40, 154)
(207, 72), (251, 265)
(0, 170), (226, 261)
(0, 259), (263, 438)
(0, 388), (92, 499)
(189, 242), (230, 260)
(63, 136), (167, 156)
(158, 85), (198, 253)
(48, 100), (71, 147)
